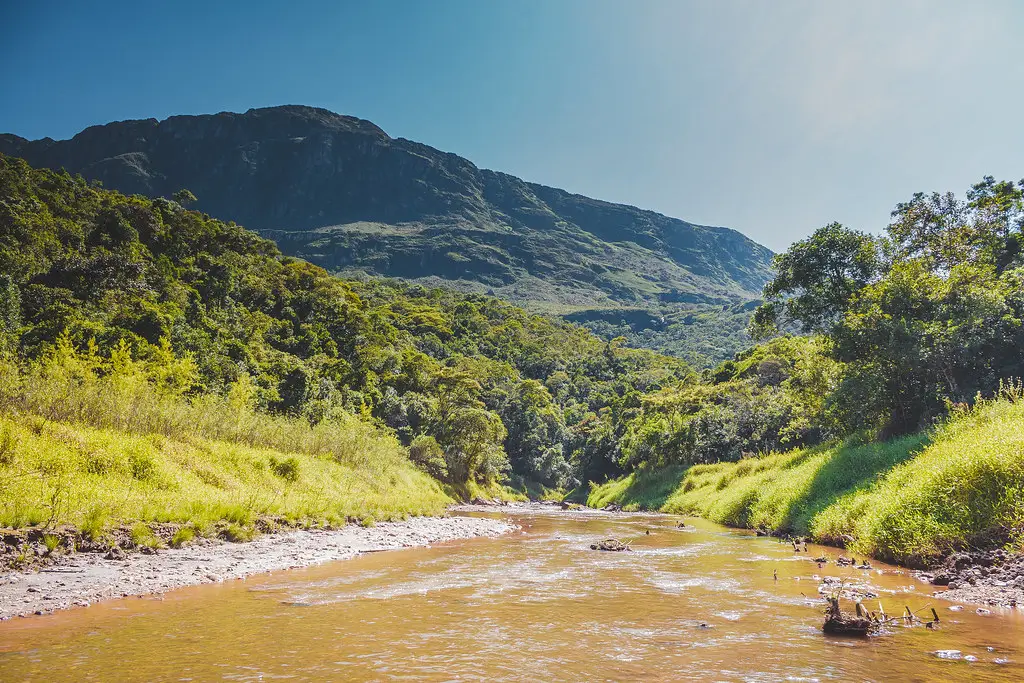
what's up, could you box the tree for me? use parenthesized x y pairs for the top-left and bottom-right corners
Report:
(0, 275), (20, 353)
(430, 367), (510, 483)
(409, 434), (447, 480)
(172, 188), (197, 206)
(752, 223), (880, 338)
(497, 379), (570, 487)
(888, 177), (1023, 274)
(755, 177), (1024, 437)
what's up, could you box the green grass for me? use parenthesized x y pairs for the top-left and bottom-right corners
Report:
(0, 344), (412, 477)
(0, 346), (456, 535)
(0, 414), (452, 532)
(130, 522), (163, 549)
(588, 395), (1024, 566)
(42, 533), (61, 554)
(505, 476), (567, 502)
(586, 465), (688, 511)
(450, 480), (529, 503)
(170, 526), (195, 548)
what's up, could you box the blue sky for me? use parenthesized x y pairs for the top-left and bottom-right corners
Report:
(2, 0), (1022, 251)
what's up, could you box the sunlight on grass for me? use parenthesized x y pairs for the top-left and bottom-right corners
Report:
(588, 395), (1024, 566)
(0, 415), (452, 530)
(0, 343), (453, 531)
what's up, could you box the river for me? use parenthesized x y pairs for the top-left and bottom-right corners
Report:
(1, 508), (1021, 681)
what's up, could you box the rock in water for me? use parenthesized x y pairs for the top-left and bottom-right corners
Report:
(589, 539), (631, 552)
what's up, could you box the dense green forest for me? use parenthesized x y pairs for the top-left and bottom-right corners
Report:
(567, 301), (759, 368)
(611, 176), (1024, 472)
(2, 153), (1021, 555)
(0, 154), (687, 495)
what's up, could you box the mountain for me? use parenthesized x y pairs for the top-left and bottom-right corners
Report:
(0, 105), (774, 363)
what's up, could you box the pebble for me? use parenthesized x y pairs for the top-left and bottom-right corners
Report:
(935, 650), (962, 660)
(976, 608), (992, 616)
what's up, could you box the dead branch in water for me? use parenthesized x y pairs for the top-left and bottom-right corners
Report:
(820, 581), (939, 637)
(590, 538), (632, 552)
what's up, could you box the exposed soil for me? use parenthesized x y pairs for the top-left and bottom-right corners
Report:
(0, 515), (515, 620)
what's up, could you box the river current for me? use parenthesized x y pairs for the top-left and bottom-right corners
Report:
(1, 509), (1021, 681)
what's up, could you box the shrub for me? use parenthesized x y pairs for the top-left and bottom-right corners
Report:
(221, 523), (254, 542)
(408, 434), (447, 480)
(0, 422), (15, 466)
(269, 456), (300, 483)
(81, 506), (108, 542)
(42, 533), (61, 555)
(130, 523), (162, 549)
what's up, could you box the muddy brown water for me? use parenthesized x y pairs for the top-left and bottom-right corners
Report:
(1, 510), (1022, 682)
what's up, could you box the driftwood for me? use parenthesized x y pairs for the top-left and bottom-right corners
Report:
(821, 583), (940, 637)
(590, 538), (632, 552)
(823, 597), (872, 636)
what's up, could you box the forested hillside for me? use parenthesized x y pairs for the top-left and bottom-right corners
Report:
(1, 154), (1022, 563)
(0, 105), (774, 365)
(0, 154), (687, 492)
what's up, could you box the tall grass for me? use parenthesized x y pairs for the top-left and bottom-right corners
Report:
(588, 388), (1024, 566)
(0, 339), (453, 531)
(0, 337), (406, 475)
(0, 415), (451, 530)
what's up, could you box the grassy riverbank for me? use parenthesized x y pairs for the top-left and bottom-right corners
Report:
(0, 349), (455, 537)
(0, 415), (452, 533)
(588, 393), (1024, 567)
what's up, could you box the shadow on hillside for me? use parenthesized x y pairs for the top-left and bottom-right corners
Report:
(778, 432), (932, 535)
(608, 465), (689, 510)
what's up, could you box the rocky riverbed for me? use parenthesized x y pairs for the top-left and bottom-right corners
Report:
(919, 550), (1024, 608)
(0, 515), (515, 620)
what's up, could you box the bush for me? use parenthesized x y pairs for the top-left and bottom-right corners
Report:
(270, 456), (300, 483)
(81, 506), (108, 542)
(221, 523), (254, 543)
(130, 523), (162, 549)
(408, 435), (447, 480)
(42, 533), (61, 555)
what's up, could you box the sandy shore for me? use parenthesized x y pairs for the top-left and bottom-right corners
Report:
(0, 515), (515, 621)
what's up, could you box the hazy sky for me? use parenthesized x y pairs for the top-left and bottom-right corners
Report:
(2, 1), (1022, 251)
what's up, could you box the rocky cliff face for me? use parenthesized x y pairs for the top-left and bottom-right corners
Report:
(0, 105), (773, 310)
